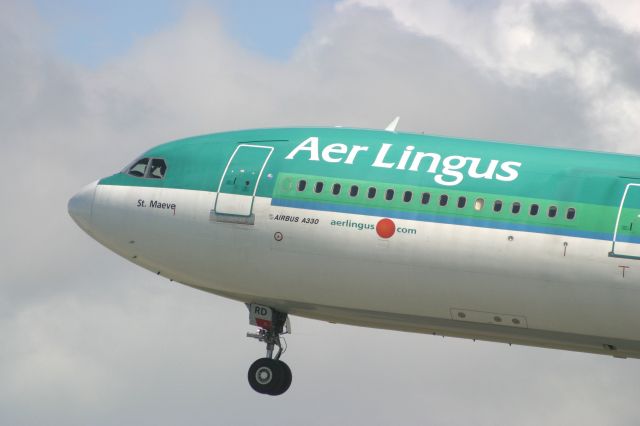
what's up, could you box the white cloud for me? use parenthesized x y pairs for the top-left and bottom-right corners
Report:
(2, 1), (640, 424)
(588, 0), (640, 34)
(340, 0), (640, 151)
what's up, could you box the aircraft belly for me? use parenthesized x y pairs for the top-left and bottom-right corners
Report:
(259, 198), (640, 338)
(90, 186), (640, 351)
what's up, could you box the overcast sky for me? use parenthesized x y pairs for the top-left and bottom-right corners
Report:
(2, 1), (640, 425)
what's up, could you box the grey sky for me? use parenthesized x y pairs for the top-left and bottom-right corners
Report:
(2, 1), (640, 425)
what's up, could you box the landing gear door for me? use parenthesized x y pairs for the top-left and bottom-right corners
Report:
(610, 183), (640, 259)
(213, 144), (273, 221)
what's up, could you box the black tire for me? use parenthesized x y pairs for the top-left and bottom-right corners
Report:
(270, 360), (292, 396)
(248, 358), (284, 395)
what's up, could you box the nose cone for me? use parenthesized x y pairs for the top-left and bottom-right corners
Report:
(68, 180), (98, 232)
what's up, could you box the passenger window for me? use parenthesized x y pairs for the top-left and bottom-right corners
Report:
(350, 185), (359, 197)
(493, 200), (503, 212)
(457, 196), (466, 208)
(128, 158), (150, 177)
(512, 202), (521, 214)
(332, 183), (341, 195)
(385, 189), (395, 201)
(474, 198), (484, 211)
(567, 207), (576, 220)
(548, 206), (557, 218)
(403, 191), (412, 203)
(421, 192), (431, 205)
(440, 194), (448, 206)
(530, 204), (539, 216)
(314, 181), (324, 193)
(368, 187), (377, 199)
(297, 180), (307, 191)
(148, 158), (167, 179)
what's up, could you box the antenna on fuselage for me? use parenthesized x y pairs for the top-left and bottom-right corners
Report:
(385, 116), (400, 132)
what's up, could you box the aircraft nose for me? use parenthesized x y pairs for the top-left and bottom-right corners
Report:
(68, 180), (98, 232)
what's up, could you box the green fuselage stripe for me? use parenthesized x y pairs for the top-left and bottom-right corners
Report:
(271, 173), (626, 242)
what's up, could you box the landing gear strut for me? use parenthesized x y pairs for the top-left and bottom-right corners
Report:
(246, 304), (292, 395)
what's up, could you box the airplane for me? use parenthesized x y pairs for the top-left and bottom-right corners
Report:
(68, 119), (640, 396)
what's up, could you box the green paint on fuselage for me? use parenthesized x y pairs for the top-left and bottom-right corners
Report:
(98, 127), (640, 239)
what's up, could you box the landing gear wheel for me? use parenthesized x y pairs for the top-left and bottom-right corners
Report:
(248, 358), (288, 395)
(246, 305), (293, 395)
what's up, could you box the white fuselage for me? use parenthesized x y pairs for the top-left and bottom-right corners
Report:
(76, 183), (640, 359)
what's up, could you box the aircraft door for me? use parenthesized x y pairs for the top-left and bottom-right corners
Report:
(213, 144), (273, 221)
(610, 183), (640, 259)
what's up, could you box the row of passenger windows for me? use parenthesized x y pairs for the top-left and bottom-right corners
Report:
(296, 179), (577, 220)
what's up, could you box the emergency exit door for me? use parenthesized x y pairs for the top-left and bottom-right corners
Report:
(610, 183), (640, 259)
(214, 144), (273, 218)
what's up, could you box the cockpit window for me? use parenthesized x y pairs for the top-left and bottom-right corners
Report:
(128, 158), (150, 177)
(148, 159), (167, 179)
(126, 157), (167, 179)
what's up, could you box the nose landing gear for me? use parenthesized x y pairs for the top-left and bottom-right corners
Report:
(246, 304), (292, 395)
